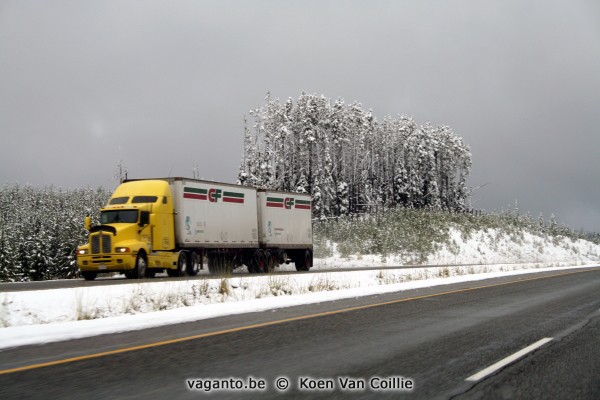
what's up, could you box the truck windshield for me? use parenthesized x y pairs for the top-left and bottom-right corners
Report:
(100, 210), (139, 224)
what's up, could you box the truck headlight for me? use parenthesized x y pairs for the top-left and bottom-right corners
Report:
(77, 249), (88, 255)
(115, 247), (130, 253)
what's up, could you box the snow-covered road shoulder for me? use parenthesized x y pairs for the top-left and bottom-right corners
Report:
(1, 263), (598, 350)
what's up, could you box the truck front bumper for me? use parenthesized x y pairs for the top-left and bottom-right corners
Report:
(78, 254), (136, 272)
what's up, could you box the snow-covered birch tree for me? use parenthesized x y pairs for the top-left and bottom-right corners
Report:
(238, 92), (473, 217)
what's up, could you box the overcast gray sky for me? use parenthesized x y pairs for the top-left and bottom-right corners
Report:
(1, 0), (599, 231)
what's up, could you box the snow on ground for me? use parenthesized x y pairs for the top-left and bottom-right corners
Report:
(314, 228), (600, 268)
(429, 228), (600, 265)
(1, 262), (598, 350)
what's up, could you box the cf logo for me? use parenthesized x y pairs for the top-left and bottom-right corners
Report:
(284, 197), (295, 209)
(208, 188), (222, 202)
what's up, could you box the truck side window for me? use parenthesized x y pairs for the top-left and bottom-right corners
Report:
(109, 197), (129, 205)
(139, 211), (150, 225)
(132, 196), (158, 203)
(163, 196), (167, 204)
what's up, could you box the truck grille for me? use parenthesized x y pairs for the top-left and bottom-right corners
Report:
(91, 234), (112, 254)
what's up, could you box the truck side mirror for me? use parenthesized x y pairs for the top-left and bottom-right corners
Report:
(84, 216), (91, 231)
(139, 211), (150, 226)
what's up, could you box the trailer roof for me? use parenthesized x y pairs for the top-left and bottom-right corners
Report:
(124, 177), (251, 190)
(256, 189), (311, 198)
(123, 177), (311, 196)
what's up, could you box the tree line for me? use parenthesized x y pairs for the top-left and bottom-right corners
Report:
(0, 185), (108, 281)
(238, 93), (472, 219)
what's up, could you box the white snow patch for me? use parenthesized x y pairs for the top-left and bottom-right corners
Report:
(313, 228), (600, 268)
(0, 263), (597, 350)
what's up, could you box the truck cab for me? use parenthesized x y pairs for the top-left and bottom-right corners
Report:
(77, 180), (178, 280)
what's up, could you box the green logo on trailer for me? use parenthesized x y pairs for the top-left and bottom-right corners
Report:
(208, 188), (222, 202)
(184, 187), (245, 204)
(266, 196), (310, 210)
(284, 197), (295, 209)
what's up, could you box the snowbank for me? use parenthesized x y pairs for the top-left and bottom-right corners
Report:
(1, 263), (598, 349)
(315, 228), (600, 267)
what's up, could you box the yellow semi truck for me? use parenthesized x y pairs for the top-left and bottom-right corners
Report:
(77, 178), (313, 280)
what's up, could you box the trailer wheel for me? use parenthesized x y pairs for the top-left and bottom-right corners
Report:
(207, 252), (217, 273)
(82, 271), (97, 281)
(250, 250), (267, 274)
(207, 251), (224, 274)
(187, 251), (201, 276)
(208, 251), (231, 275)
(265, 250), (276, 273)
(304, 250), (313, 271)
(295, 250), (312, 272)
(246, 262), (254, 273)
(294, 255), (305, 271)
(134, 252), (148, 279)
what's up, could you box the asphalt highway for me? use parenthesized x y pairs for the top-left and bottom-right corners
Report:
(0, 267), (598, 399)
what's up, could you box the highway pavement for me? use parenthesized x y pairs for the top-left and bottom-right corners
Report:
(0, 267), (598, 399)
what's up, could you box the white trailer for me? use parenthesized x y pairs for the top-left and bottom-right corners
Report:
(171, 179), (259, 248)
(256, 190), (313, 248)
(255, 190), (313, 271)
(169, 180), (313, 273)
(168, 178), (313, 274)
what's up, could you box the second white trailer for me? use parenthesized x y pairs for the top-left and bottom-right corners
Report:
(256, 190), (312, 247)
(256, 190), (313, 271)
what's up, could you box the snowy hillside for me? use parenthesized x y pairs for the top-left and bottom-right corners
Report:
(316, 228), (600, 268)
(313, 207), (600, 267)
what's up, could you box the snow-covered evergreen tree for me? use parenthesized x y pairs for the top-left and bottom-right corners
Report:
(549, 213), (558, 233)
(238, 92), (473, 217)
(0, 185), (109, 282)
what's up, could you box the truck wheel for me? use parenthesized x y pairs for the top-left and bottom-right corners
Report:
(251, 250), (267, 274)
(265, 250), (276, 273)
(207, 251), (221, 274)
(246, 251), (255, 273)
(135, 253), (148, 279)
(82, 271), (97, 281)
(167, 252), (187, 277)
(208, 251), (229, 275)
(187, 251), (201, 276)
(207, 252), (216, 273)
(295, 250), (312, 272)
(294, 256), (305, 271)
(177, 252), (188, 276)
(304, 250), (313, 271)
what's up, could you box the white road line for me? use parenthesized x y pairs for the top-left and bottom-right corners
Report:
(465, 337), (553, 382)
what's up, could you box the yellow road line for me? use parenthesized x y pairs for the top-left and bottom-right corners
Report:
(0, 268), (597, 376)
